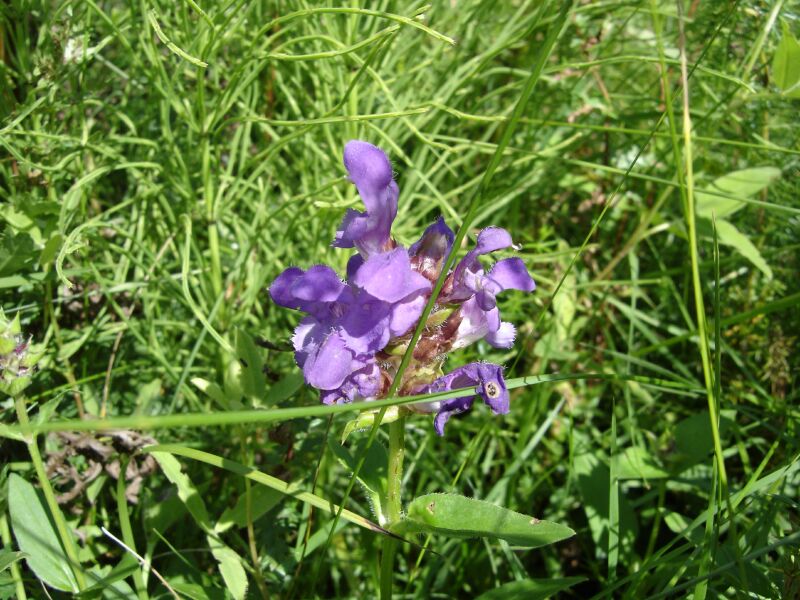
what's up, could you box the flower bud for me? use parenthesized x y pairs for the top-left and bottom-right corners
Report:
(0, 311), (44, 397)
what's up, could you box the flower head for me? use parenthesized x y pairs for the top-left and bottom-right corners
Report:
(268, 141), (535, 434)
(0, 310), (44, 397)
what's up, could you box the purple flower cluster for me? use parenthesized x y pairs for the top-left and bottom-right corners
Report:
(269, 141), (535, 434)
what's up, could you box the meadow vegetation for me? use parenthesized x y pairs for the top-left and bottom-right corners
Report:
(1, 1), (799, 598)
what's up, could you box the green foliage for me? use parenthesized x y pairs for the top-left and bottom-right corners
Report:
(7, 474), (78, 592)
(1, 0), (798, 598)
(772, 21), (800, 98)
(405, 493), (575, 548)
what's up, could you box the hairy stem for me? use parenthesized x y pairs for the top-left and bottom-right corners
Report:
(380, 416), (406, 599)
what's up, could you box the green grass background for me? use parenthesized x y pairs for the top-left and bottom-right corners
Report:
(1, 0), (799, 598)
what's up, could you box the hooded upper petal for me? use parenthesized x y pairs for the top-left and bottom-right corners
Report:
(334, 141), (399, 256)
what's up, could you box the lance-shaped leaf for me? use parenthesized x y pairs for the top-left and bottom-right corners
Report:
(405, 493), (574, 548)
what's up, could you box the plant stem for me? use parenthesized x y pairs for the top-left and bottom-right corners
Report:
(14, 396), (86, 591)
(380, 415), (406, 600)
(0, 511), (26, 599)
(116, 456), (148, 599)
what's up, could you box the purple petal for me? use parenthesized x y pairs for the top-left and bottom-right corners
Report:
(336, 294), (392, 354)
(291, 316), (325, 368)
(474, 227), (513, 254)
(291, 265), (347, 302)
(486, 258), (535, 293)
(409, 217), (455, 280)
(343, 140), (394, 214)
(333, 209), (368, 249)
(269, 267), (304, 310)
(334, 141), (399, 256)
(302, 332), (356, 390)
(420, 362), (511, 435)
(486, 321), (516, 349)
(351, 248), (431, 303)
(475, 363), (509, 414)
(389, 291), (427, 337)
(320, 359), (381, 405)
(433, 395), (474, 436)
(452, 297), (501, 349)
(475, 289), (497, 311)
(448, 227), (515, 302)
(269, 265), (348, 320)
(346, 253), (364, 282)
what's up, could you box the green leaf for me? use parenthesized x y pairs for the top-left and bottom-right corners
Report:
(264, 372), (304, 405)
(695, 167), (781, 218)
(474, 577), (586, 600)
(573, 448), (639, 555)
(151, 453), (248, 600)
(0, 233), (36, 277)
(673, 410), (736, 468)
(144, 444), (390, 536)
(714, 219), (773, 279)
(234, 329), (266, 404)
(215, 485), (283, 533)
(405, 494), (574, 548)
(191, 377), (230, 409)
(79, 554), (139, 596)
(772, 22), (800, 98)
(209, 543), (248, 600)
(39, 233), (63, 267)
(7, 473), (79, 592)
(329, 437), (388, 525)
(0, 549), (26, 574)
(613, 446), (669, 480)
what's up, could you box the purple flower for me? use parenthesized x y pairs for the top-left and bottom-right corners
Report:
(414, 363), (510, 435)
(334, 141), (399, 257)
(409, 217), (455, 282)
(268, 140), (536, 434)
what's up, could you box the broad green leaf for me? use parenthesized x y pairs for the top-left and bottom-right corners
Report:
(405, 494), (574, 548)
(151, 453), (248, 600)
(772, 22), (800, 98)
(0, 549), (26, 574)
(695, 167), (781, 218)
(714, 219), (773, 279)
(663, 510), (704, 545)
(7, 473), (79, 592)
(134, 378), (162, 413)
(474, 577), (586, 600)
